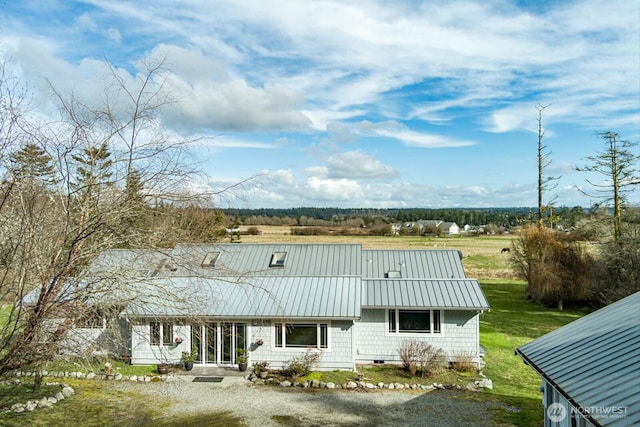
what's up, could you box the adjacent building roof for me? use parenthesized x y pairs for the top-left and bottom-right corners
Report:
(363, 279), (489, 310)
(516, 292), (640, 427)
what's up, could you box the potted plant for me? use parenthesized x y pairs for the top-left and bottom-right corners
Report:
(254, 361), (269, 379)
(236, 348), (248, 372)
(157, 363), (170, 375)
(181, 351), (194, 371)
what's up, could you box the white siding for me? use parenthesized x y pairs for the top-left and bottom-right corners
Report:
(245, 321), (354, 371)
(130, 322), (190, 364)
(354, 309), (481, 365)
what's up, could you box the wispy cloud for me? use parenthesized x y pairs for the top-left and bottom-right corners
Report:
(1, 0), (637, 208)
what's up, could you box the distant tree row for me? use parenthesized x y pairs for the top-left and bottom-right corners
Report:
(223, 206), (591, 229)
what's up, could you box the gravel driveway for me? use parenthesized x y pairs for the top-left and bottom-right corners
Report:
(113, 376), (512, 426)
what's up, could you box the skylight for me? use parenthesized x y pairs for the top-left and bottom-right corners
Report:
(201, 252), (220, 268)
(269, 252), (287, 267)
(386, 270), (402, 278)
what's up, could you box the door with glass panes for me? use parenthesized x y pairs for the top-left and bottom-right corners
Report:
(190, 322), (246, 364)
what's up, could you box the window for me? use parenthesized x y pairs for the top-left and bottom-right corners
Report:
(387, 309), (441, 334)
(201, 252), (220, 268)
(274, 323), (328, 349)
(269, 252), (287, 267)
(150, 322), (173, 346)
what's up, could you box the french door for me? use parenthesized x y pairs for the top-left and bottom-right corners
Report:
(191, 322), (246, 365)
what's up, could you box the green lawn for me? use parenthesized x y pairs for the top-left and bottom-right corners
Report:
(477, 279), (590, 426)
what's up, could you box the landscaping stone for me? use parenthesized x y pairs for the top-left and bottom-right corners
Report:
(61, 385), (75, 397)
(346, 381), (357, 389)
(86, 372), (96, 380)
(25, 401), (37, 411)
(476, 378), (493, 390)
(326, 382), (335, 389)
(279, 380), (291, 387)
(55, 392), (64, 400)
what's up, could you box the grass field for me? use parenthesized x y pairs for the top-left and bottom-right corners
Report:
(0, 233), (590, 426)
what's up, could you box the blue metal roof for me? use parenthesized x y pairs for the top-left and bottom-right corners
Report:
(363, 279), (489, 309)
(516, 292), (640, 427)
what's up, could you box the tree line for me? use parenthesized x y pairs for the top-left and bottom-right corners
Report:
(226, 206), (591, 229)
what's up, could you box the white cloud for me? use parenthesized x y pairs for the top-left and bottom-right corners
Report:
(305, 177), (362, 201)
(326, 151), (398, 179)
(374, 128), (476, 148)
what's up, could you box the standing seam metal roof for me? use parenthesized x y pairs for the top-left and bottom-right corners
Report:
(362, 279), (489, 309)
(362, 249), (465, 279)
(170, 243), (362, 276)
(516, 292), (640, 427)
(123, 276), (362, 319)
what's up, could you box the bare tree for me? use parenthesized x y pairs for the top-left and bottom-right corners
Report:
(576, 131), (639, 241)
(0, 58), (206, 377)
(535, 104), (558, 228)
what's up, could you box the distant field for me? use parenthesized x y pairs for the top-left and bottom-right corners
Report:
(238, 225), (517, 279)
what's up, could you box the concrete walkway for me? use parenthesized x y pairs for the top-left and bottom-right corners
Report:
(172, 365), (252, 386)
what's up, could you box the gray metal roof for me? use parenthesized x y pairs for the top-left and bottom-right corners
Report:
(516, 292), (640, 427)
(169, 244), (362, 277)
(123, 276), (361, 319)
(362, 249), (466, 279)
(84, 249), (171, 278)
(363, 279), (489, 309)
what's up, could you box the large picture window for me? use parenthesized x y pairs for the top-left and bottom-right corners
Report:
(388, 309), (441, 334)
(150, 322), (173, 346)
(274, 323), (328, 349)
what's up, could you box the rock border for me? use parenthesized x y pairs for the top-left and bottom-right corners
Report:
(253, 371), (493, 391)
(2, 379), (75, 414)
(3, 369), (176, 414)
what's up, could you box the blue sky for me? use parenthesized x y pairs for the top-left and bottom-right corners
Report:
(1, 0), (638, 208)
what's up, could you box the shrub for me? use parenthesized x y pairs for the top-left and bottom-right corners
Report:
(284, 350), (321, 378)
(511, 226), (594, 310)
(451, 351), (476, 373)
(398, 340), (446, 378)
(246, 227), (260, 235)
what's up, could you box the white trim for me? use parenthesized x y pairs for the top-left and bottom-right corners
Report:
(272, 321), (332, 352)
(385, 309), (444, 337)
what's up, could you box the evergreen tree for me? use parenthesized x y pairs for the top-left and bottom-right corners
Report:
(9, 143), (57, 186)
(576, 132), (639, 241)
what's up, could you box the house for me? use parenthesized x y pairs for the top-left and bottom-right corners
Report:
(32, 244), (489, 371)
(515, 292), (640, 427)
(402, 220), (459, 236)
(441, 222), (459, 235)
